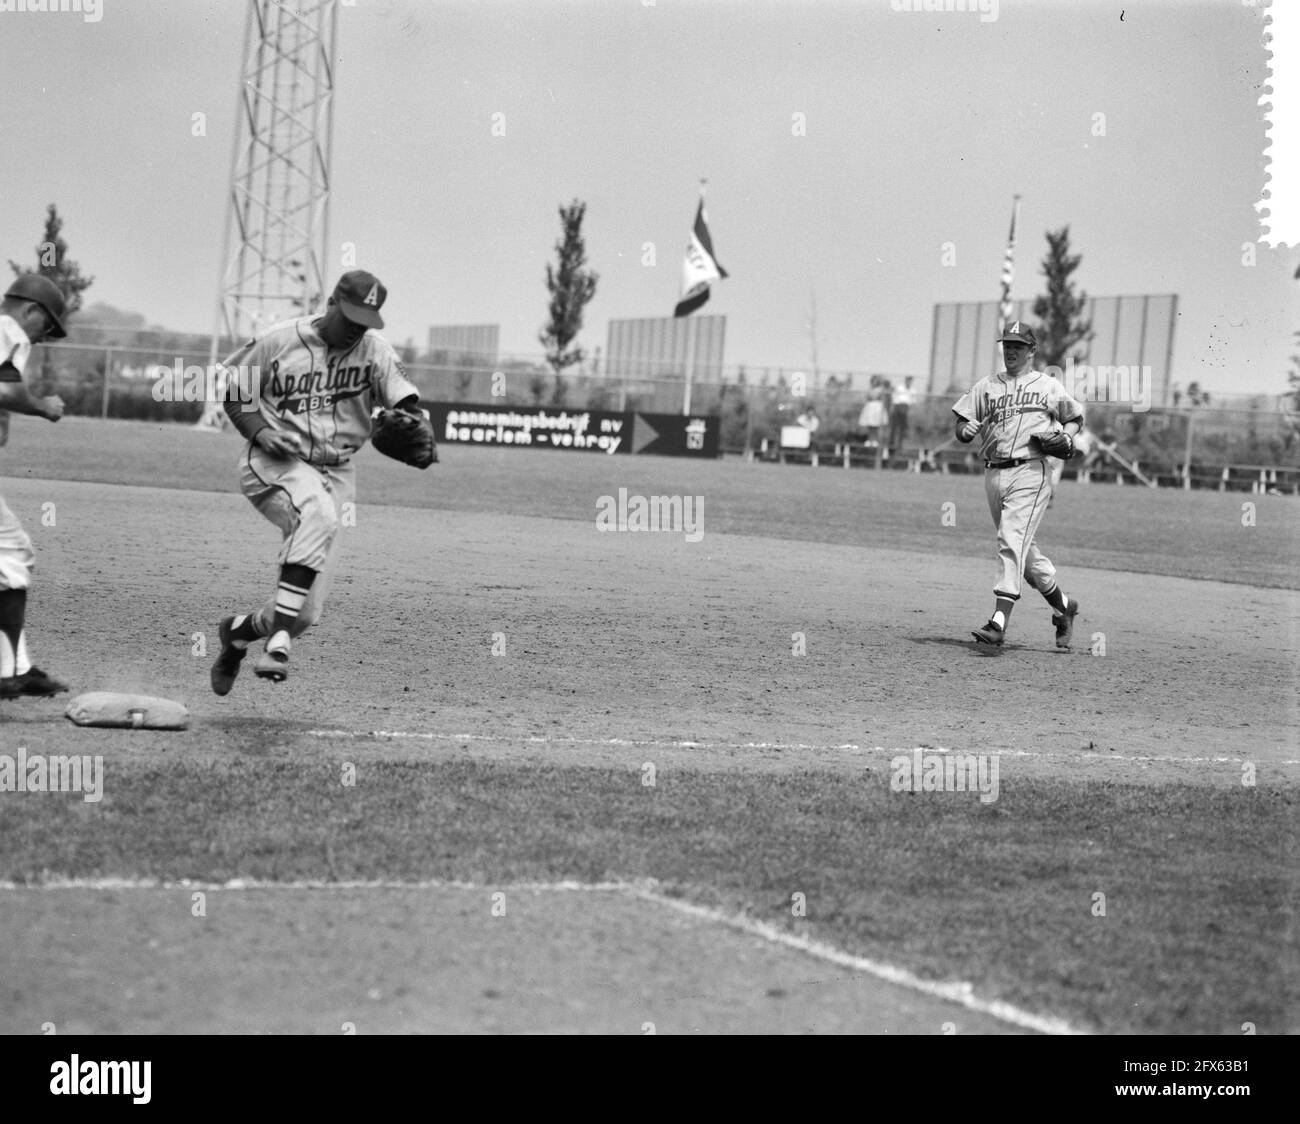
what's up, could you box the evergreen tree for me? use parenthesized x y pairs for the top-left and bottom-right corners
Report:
(539, 200), (599, 379)
(8, 203), (94, 318)
(7, 204), (94, 396)
(1031, 226), (1091, 371)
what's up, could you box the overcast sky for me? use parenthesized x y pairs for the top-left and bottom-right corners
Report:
(0, 0), (1293, 397)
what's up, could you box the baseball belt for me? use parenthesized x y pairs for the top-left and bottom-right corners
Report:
(984, 457), (1044, 470)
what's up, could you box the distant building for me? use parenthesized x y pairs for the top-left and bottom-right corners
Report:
(426, 324), (500, 368)
(605, 315), (726, 383)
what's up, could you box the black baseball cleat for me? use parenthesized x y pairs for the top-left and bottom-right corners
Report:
(1052, 599), (1080, 650)
(0, 666), (69, 699)
(210, 616), (247, 696)
(970, 620), (1005, 647)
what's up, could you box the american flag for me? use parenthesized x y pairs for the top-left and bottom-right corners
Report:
(998, 195), (1021, 333)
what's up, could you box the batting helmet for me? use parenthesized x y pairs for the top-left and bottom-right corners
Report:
(4, 274), (68, 339)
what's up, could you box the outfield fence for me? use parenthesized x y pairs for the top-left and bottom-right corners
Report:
(22, 338), (1300, 473)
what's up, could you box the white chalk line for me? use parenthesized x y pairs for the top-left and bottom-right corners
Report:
(629, 885), (1081, 1036)
(0, 875), (1079, 1035)
(304, 728), (1300, 767)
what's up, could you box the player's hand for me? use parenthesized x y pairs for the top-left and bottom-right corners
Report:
(42, 395), (64, 422)
(958, 420), (979, 442)
(254, 429), (301, 458)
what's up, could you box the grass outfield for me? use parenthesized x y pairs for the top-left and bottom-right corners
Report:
(1, 418), (1296, 1034)
(2, 762), (1295, 1034)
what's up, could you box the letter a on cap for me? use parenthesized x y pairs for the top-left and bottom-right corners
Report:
(364, 284), (379, 306)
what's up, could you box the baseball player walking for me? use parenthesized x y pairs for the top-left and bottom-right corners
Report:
(0, 275), (69, 698)
(952, 322), (1085, 649)
(209, 270), (424, 693)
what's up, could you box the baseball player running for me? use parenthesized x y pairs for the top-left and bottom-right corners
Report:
(0, 275), (68, 698)
(209, 270), (425, 693)
(952, 321), (1085, 649)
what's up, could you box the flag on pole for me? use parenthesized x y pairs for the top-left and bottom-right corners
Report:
(997, 195), (1021, 333)
(674, 194), (728, 317)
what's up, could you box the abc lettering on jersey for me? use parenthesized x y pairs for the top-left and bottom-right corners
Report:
(952, 369), (1084, 462)
(223, 317), (419, 467)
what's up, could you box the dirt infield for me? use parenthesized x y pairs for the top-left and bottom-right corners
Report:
(0, 421), (1296, 1034)
(2, 474), (1290, 779)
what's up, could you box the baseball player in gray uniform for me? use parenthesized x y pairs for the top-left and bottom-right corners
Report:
(209, 270), (422, 693)
(0, 275), (69, 698)
(952, 321), (1085, 649)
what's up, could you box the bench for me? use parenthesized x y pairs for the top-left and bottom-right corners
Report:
(1172, 464), (1300, 493)
(1269, 467), (1300, 495)
(1222, 465), (1300, 494)
(831, 440), (884, 468)
(830, 442), (956, 471)
(758, 427), (838, 466)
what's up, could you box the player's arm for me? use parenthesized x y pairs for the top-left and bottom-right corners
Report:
(0, 363), (63, 420)
(952, 410), (979, 443)
(374, 340), (423, 413)
(222, 389), (297, 457)
(218, 337), (266, 437)
(1054, 385), (1086, 439)
(222, 392), (271, 445)
(952, 386), (980, 442)
(216, 338), (296, 456)
(223, 403), (298, 458)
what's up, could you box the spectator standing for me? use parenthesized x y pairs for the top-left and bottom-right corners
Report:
(888, 376), (916, 457)
(858, 377), (887, 448)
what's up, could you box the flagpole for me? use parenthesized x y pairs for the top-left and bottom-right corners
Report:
(998, 194), (1021, 335)
(683, 313), (697, 416)
(682, 177), (708, 416)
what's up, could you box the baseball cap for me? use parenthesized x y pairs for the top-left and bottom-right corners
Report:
(997, 320), (1036, 346)
(333, 270), (387, 329)
(4, 274), (67, 338)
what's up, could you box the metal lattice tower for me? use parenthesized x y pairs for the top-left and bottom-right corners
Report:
(209, 0), (337, 366)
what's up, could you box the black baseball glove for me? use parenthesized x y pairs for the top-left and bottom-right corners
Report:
(1030, 430), (1076, 459)
(371, 407), (438, 469)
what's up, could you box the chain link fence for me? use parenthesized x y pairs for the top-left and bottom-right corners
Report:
(24, 337), (1300, 473)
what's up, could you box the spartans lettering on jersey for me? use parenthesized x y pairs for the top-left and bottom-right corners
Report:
(266, 361), (375, 413)
(983, 384), (1050, 422)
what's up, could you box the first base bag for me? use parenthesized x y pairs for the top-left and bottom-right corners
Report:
(65, 692), (190, 730)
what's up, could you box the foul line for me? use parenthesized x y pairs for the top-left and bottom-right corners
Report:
(0, 875), (1079, 1035)
(629, 883), (1080, 1035)
(304, 729), (1300, 767)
